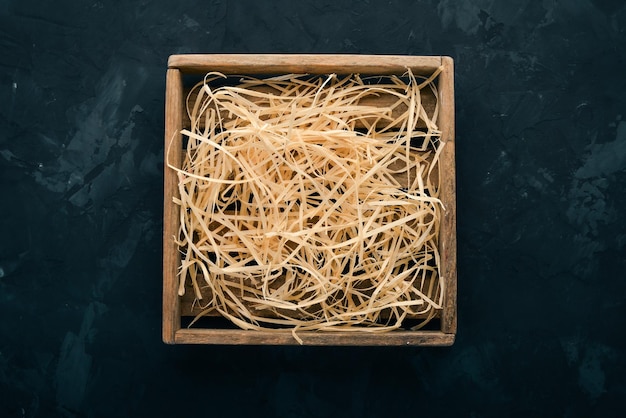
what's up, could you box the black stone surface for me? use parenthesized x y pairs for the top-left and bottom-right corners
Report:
(1, 0), (625, 416)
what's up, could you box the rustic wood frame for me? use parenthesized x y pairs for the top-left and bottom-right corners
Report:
(163, 54), (456, 346)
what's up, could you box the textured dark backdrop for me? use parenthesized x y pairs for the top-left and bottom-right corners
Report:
(1, 0), (625, 416)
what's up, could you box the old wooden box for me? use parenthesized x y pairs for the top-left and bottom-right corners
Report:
(163, 54), (456, 345)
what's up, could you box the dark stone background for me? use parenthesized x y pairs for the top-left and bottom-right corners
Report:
(1, 0), (625, 416)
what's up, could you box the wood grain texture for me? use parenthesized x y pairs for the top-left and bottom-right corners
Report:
(437, 57), (457, 334)
(163, 68), (183, 344)
(174, 329), (454, 346)
(168, 54), (442, 76)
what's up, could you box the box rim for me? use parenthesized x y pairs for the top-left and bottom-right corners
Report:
(167, 53), (448, 75)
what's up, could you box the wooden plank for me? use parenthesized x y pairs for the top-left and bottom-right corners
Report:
(163, 68), (183, 344)
(174, 329), (454, 346)
(440, 142), (457, 334)
(438, 57), (456, 143)
(169, 54), (442, 76)
(437, 57), (457, 335)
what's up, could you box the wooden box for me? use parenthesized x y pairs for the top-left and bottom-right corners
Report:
(163, 54), (456, 345)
